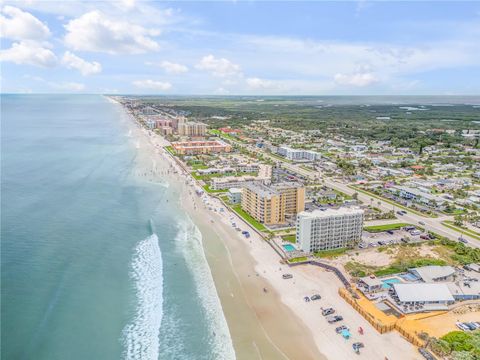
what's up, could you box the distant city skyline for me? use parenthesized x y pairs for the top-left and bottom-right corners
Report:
(1, 1), (479, 95)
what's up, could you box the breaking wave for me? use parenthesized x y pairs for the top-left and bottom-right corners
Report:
(122, 233), (163, 360)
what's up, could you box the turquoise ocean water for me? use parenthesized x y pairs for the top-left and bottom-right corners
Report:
(1, 95), (234, 360)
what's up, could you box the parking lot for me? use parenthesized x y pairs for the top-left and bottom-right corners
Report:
(359, 227), (432, 248)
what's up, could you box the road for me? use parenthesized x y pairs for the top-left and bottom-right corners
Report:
(226, 137), (480, 248)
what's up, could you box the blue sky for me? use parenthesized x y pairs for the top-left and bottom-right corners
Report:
(1, 0), (479, 95)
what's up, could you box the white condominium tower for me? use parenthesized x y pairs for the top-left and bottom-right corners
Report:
(296, 207), (364, 253)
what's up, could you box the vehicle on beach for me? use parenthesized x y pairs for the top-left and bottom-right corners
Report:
(335, 325), (349, 333)
(282, 274), (293, 279)
(322, 308), (335, 316)
(352, 342), (364, 354)
(310, 294), (321, 301)
(327, 315), (343, 323)
(303, 296), (310, 302)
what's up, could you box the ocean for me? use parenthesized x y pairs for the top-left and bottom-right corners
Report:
(1, 95), (235, 360)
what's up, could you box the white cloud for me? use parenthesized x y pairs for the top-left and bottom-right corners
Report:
(64, 11), (160, 54)
(0, 5), (51, 40)
(132, 79), (172, 91)
(334, 72), (378, 87)
(195, 54), (241, 77)
(240, 35), (480, 90)
(0, 41), (57, 67)
(246, 77), (281, 90)
(61, 51), (102, 76)
(214, 87), (230, 95)
(150, 60), (188, 74)
(55, 82), (86, 91)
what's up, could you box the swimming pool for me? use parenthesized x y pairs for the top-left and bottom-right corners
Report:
(381, 278), (401, 289)
(283, 244), (296, 252)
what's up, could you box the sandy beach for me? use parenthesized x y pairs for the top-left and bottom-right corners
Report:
(120, 102), (422, 360)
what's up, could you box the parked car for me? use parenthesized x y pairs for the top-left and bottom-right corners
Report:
(465, 322), (477, 330)
(282, 274), (293, 279)
(322, 308), (335, 316)
(420, 234), (429, 240)
(387, 230), (394, 235)
(335, 325), (349, 333)
(310, 294), (321, 301)
(456, 322), (470, 331)
(459, 237), (468, 244)
(401, 238), (409, 243)
(418, 221), (425, 226)
(327, 315), (343, 323)
(418, 347), (436, 360)
(378, 241), (386, 246)
(397, 211), (404, 216)
(352, 342), (364, 353)
(358, 243), (367, 249)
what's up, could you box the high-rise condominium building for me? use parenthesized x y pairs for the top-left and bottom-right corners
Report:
(241, 182), (305, 225)
(296, 207), (364, 253)
(178, 121), (207, 137)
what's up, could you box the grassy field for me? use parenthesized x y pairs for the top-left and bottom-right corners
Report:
(350, 185), (437, 218)
(314, 248), (348, 258)
(282, 234), (296, 243)
(164, 145), (176, 156)
(209, 129), (238, 142)
(364, 222), (412, 233)
(231, 205), (267, 231)
(442, 221), (480, 241)
(202, 184), (225, 194)
(288, 256), (308, 263)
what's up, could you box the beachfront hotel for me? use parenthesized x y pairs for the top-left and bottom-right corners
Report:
(171, 140), (232, 155)
(296, 207), (364, 252)
(241, 182), (305, 225)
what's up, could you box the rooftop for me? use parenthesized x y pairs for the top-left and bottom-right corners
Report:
(297, 207), (364, 219)
(393, 283), (454, 303)
(244, 182), (279, 198)
(409, 266), (456, 283)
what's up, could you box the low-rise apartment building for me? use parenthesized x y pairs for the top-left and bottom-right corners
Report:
(172, 140), (232, 155)
(277, 146), (320, 161)
(296, 207), (364, 253)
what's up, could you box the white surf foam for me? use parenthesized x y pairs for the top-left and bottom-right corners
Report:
(122, 234), (163, 360)
(175, 217), (236, 360)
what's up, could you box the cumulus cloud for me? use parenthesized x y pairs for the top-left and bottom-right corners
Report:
(246, 77), (275, 89)
(334, 72), (378, 87)
(61, 51), (102, 76)
(160, 61), (188, 74)
(0, 5), (51, 40)
(64, 11), (160, 54)
(196, 54), (241, 77)
(0, 41), (57, 67)
(132, 79), (172, 91)
(149, 60), (188, 74)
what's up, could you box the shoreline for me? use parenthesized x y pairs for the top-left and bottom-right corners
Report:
(116, 98), (421, 360)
